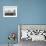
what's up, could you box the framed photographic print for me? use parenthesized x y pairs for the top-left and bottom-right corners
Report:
(3, 6), (17, 17)
(18, 24), (46, 42)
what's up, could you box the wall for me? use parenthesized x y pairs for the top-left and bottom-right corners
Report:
(0, 0), (46, 44)
(0, 0), (18, 44)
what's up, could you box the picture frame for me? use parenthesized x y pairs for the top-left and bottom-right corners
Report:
(18, 24), (46, 42)
(3, 6), (17, 17)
